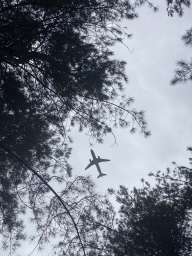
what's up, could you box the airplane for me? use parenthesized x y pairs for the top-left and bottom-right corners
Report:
(85, 149), (110, 178)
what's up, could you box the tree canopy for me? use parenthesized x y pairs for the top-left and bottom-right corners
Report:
(107, 147), (192, 256)
(0, 0), (151, 204)
(0, 0), (151, 254)
(0, 0), (192, 255)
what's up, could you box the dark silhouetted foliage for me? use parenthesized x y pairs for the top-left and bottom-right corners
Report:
(0, 0), (150, 254)
(1, 0), (190, 255)
(107, 148), (192, 256)
(171, 27), (192, 85)
(166, 0), (191, 16)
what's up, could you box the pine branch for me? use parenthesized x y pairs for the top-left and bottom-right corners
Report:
(0, 141), (86, 256)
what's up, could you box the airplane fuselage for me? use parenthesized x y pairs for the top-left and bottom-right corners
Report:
(90, 150), (102, 174)
(95, 162), (102, 175)
(91, 149), (97, 159)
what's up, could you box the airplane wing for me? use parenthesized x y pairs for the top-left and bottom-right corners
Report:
(85, 161), (94, 170)
(98, 159), (110, 163)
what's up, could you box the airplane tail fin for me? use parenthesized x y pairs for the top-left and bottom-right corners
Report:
(97, 173), (107, 179)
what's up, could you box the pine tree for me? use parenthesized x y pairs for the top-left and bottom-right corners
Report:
(107, 148), (192, 255)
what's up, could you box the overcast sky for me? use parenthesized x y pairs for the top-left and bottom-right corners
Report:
(2, 1), (192, 256)
(70, 1), (192, 195)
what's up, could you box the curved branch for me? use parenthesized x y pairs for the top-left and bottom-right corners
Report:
(0, 141), (86, 256)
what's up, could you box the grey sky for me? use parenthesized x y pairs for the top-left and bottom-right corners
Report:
(1, 1), (192, 255)
(70, 1), (192, 194)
